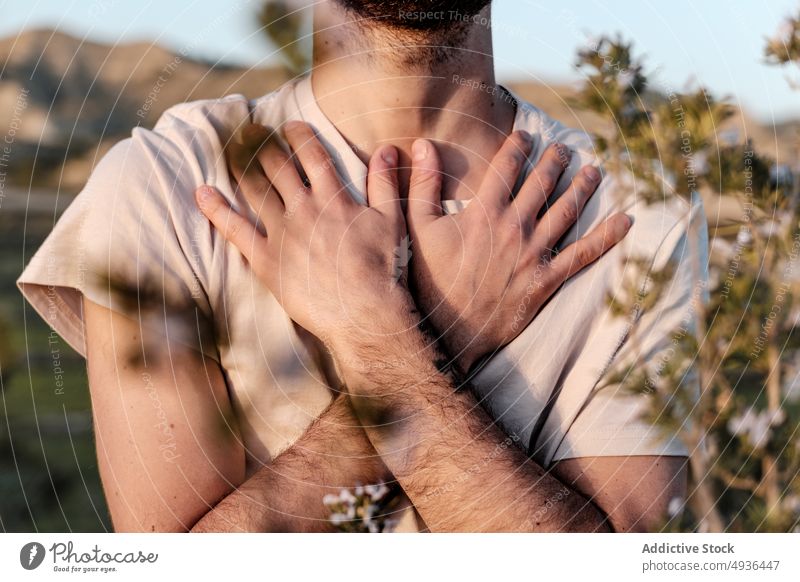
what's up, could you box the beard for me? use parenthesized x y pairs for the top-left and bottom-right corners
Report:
(334, 0), (492, 31)
(332, 0), (493, 68)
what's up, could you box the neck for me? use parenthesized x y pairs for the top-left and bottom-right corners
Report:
(310, 1), (516, 197)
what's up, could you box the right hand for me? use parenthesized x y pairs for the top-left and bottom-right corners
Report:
(405, 132), (632, 372)
(196, 122), (413, 362)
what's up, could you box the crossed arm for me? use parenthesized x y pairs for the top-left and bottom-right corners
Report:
(84, 122), (687, 532)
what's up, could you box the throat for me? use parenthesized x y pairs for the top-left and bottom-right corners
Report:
(309, 0), (517, 202)
(310, 73), (518, 201)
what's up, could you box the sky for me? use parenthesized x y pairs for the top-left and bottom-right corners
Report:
(1, 0), (798, 121)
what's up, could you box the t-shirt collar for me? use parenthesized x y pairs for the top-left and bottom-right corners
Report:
(292, 74), (525, 213)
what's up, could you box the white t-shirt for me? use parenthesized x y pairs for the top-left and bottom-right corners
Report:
(18, 74), (706, 499)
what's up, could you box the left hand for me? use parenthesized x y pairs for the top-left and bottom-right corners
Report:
(195, 121), (413, 361)
(405, 134), (631, 372)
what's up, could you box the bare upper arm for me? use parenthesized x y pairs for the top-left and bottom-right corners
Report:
(83, 296), (245, 532)
(550, 455), (687, 532)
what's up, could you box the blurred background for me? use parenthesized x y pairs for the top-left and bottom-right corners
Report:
(0, 0), (798, 532)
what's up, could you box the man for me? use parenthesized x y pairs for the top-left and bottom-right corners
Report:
(17, 0), (706, 532)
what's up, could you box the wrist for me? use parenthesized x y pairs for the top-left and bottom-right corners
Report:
(327, 290), (420, 379)
(423, 314), (485, 374)
(445, 338), (482, 375)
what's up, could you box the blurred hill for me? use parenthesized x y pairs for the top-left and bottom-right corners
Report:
(0, 28), (797, 193)
(505, 81), (800, 168)
(0, 28), (290, 191)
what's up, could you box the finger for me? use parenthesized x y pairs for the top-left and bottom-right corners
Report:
(366, 145), (402, 219)
(406, 139), (444, 234)
(475, 130), (532, 211)
(536, 164), (603, 250)
(249, 124), (309, 207)
(282, 120), (347, 206)
(226, 137), (264, 187)
(513, 142), (571, 218)
(547, 212), (631, 283)
(241, 122), (272, 150)
(195, 185), (269, 267)
(226, 130), (285, 235)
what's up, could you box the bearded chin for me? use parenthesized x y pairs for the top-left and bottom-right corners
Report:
(334, 0), (493, 32)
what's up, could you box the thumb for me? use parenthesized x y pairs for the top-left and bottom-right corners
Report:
(366, 145), (401, 219)
(407, 139), (443, 234)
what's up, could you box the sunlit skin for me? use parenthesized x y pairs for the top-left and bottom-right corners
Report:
(83, 0), (686, 532)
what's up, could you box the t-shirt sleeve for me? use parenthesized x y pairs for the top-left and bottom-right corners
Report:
(550, 191), (709, 461)
(16, 104), (236, 361)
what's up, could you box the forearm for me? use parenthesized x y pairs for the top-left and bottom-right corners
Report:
(341, 311), (611, 532)
(192, 395), (391, 532)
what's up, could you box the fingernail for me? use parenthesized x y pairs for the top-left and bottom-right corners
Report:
(196, 186), (215, 209)
(624, 214), (633, 229)
(381, 146), (397, 165)
(584, 165), (601, 183)
(412, 140), (428, 161)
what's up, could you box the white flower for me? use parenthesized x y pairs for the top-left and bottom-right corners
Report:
(585, 34), (603, 53)
(771, 408), (786, 426)
(782, 370), (800, 402)
(617, 70), (636, 89)
(758, 220), (780, 239)
(776, 18), (796, 45)
(365, 483), (390, 501)
(736, 227), (752, 247)
(693, 151), (709, 175)
(727, 408), (782, 449)
(364, 504), (379, 520)
(355, 485), (365, 497)
(322, 494), (339, 507)
(330, 513), (348, 526)
(338, 488), (357, 504)
(783, 495), (800, 514)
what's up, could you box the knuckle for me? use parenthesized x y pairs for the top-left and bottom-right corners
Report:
(244, 175), (271, 196)
(560, 201), (579, 224)
(240, 124), (270, 149)
(259, 149), (290, 177)
(532, 170), (558, 194)
(283, 120), (310, 140)
(411, 168), (442, 191)
(304, 147), (334, 179)
(576, 173), (599, 198)
(502, 213), (525, 237)
(495, 153), (522, 178)
(375, 166), (397, 186)
(575, 242), (596, 266)
(226, 218), (243, 239)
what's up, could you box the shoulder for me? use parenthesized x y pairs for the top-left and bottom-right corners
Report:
(514, 98), (595, 156)
(515, 97), (704, 269)
(101, 79), (301, 190)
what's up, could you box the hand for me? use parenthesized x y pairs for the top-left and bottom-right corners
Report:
(405, 132), (631, 372)
(195, 121), (413, 361)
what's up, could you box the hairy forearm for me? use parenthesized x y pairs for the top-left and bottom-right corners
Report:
(340, 310), (611, 532)
(192, 396), (391, 532)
